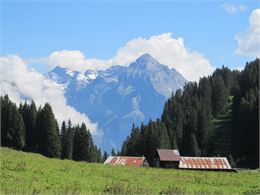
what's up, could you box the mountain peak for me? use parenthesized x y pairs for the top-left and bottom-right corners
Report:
(129, 53), (160, 70)
(136, 53), (158, 63)
(45, 55), (187, 152)
(51, 65), (75, 76)
(53, 65), (66, 72)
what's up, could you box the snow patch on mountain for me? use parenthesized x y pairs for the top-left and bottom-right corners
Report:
(117, 85), (135, 96)
(85, 70), (98, 80)
(65, 69), (74, 77)
(123, 95), (145, 122)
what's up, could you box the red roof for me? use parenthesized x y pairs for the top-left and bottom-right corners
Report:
(104, 156), (148, 167)
(179, 157), (231, 170)
(157, 149), (181, 161)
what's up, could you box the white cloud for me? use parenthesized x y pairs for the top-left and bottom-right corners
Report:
(33, 33), (214, 81)
(0, 55), (99, 135)
(221, 4), (247, 14)
(31, 50), (113, 72)
(112, 33), (215, 81)
(236, 9), (260, 57)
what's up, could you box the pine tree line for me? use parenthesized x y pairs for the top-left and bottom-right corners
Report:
(231, 59), (259, 167)
(121, 59), (259, 168)
(1, 96), (103, 162)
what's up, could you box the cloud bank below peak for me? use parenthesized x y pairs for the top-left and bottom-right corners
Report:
(33, 33), (215, 82)
(0, 55), (99, 135)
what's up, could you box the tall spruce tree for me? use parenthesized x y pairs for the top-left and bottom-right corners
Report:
(111, 148), (116, 156)
(1, 95), (25, 150)
(35, 103), (61, 158)
(10, 105), (25, 150)
(231, 59), (259, 167)
(63, 120), (74, 159)
(211, 75), (228, 117)
(102, 151), (108, 162)
(1, 95), (11, 146)
(73, 123), (90, 161)
(197, 107), (214, 156)
(60, 121), (67, 159)
(18, 101), (37, 150)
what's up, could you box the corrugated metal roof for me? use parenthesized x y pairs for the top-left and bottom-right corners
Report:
(104, 156), (148, 167)
(179, 157), (231, 170)
(157, 149), (181, 161)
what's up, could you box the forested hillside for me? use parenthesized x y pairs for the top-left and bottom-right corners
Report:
(0, 96), (103, 162)
(121, 59), (259, 168)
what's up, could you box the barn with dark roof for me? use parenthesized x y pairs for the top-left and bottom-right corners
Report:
(157, 149), (181, 168)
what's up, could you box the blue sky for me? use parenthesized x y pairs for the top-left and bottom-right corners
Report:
(0, 0), (259, 134)
(1, 0), (259, 74)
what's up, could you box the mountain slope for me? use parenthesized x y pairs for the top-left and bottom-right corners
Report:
(45, 54), (187, 151)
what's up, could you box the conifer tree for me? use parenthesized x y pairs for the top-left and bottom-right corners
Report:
(197, 107), (214, 156)
(111, 148), (116, 156)
(64, 120), (74, 159)
(211, 75), (228, 117)
(19, 101), (37, 150)
(9, 105), (25, 150)
(189, 133), (201, 157)
(73, 123), (90, 161)
(1, 95), (11, 146)
(60, 121), (67, 159)
(1, 95), (25, 150)
(35, 103), (61, 158)
(102, 151), (108, 162)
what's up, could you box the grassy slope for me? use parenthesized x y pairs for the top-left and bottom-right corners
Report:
(1, 147), (259, 194)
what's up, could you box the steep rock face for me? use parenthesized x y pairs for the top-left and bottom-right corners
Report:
(45, 54), (187, 151)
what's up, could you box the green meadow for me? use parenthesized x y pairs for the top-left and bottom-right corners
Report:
(0, 147), (259, 194)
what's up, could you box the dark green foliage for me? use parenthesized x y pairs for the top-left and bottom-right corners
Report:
(35, 103), (61, 158)
(228, 153), (236, 168)
(231, 59), (259, 168)
(72, 123), (100, 162)
(111, 148), (116, 156)
(89, 144), (102, 163)
(189, 133), (201, 156)
(60, 121), (67, 159)
(197, 108), (214, 156)
(9, 106), (25, 150)
(121, 124), (142, 156)
(63, 120), (74, 160)
(28, 101), (37, 150)
(121, 119), (170, 166)
(18, 101), (37, 151)
(1, 95), (25, 150)
(102, 151), (108, 162)
(213, 66), (240, 95)
(211, 74), (229, 117)
(121, 59), (259, 168)
(1, 97), (102, 163)
(73, 124), (89, 161)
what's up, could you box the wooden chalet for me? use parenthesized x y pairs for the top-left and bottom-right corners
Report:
(157, 149), (181, 168)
